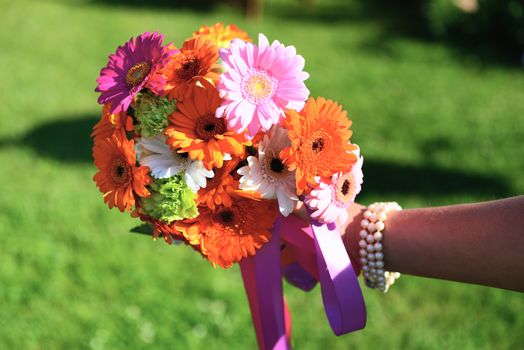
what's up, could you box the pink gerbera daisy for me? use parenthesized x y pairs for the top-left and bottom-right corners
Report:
(215, 33), (310, 138)
(304, 147), (364, 225)
(96, 32), (175, 114)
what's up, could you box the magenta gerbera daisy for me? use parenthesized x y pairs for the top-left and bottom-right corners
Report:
(215, 33), (310, 138)
(96, 32), (176, 114)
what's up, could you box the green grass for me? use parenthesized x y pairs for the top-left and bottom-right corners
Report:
(1, 0), (523, 349)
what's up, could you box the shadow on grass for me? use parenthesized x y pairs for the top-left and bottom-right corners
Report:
(362, 160), (512, 198)
(268, 0), (522, 68)
(0, 116), (513, 198)
(0, 115), (97, 163)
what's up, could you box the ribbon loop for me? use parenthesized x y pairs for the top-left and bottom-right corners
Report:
(311, 221), (367, 335)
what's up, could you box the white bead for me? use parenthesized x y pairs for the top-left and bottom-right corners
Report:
(366, 235), (375, 243)
(359, 230), (368, 239)
(367, 223), (375, 232)
(375, 221), (385, 231)
(373, 231), (383, 241)
(377, 276), (385, 282)
(369, 204), (377, 211)
(364, 210), (371, 219)
(376, 269), (384, 275)
(359, 240), (367, 248)
(367, 253), (375, 260)
(361, 219), (369, 228)
(362, 265), (369, 271)
(368, 261), (376, 268)
(376, 261), (384, 268)
(375, 252), (384, 260)
(369, 213), (377, 222)
(369, 268), (377, 275)
(378, 212), (387, 221)
(366, 244), (375, 252)
(363, 272), (370, 278)
(359, 249), (367, 257)
(374, 242), (382, 251)
(359, 257), (367, 265)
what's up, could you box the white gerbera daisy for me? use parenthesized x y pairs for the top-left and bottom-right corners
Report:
(135, 135), (214, 193)
(237, 126), (298, 216)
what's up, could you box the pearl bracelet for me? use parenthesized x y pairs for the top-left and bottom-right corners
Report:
(358, 202), (402, 293)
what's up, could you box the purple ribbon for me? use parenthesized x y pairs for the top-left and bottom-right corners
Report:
(240, 218), (291, 350)
(310, 219), (367, 335)
(240, 215), (366, 349)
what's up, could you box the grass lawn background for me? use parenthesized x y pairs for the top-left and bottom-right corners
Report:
(0, 0), (523, 348)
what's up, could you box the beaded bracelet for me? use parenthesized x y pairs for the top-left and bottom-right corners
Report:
(358, 202), (402, 293)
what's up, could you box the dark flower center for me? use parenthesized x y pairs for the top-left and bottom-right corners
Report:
(311, 137), (325, 153)
(219, 210), (234, 224)
(270, 158), (285, 173)
(176, 54), (201, 82)
(195, 115), (227, 141)
(111, 158), (130, 184)
(125, 61), (151, 88)
(116, 165), (126, 177)
(335, 174), (355, 204)
(341, 179), (350, 196)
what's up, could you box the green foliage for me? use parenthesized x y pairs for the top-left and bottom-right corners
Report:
(132, 90), (176, 137)
(140, 175), (198, 222)
(0, 0), (523, 349)
(425, 0), (524, 49)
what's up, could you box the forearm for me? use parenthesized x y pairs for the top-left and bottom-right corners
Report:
(346, 196), (524, 292)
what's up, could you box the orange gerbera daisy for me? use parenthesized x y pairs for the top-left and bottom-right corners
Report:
(178, 197), (278, 268)
(159, 36), (219, 101)
(91, 104), (133, 142)
(196, 158), (238, 209)
(93, 133), (152, 212)
(280, 97), (358, 195)
(165, 79), (248, 170)
(193, 23), (252, 48)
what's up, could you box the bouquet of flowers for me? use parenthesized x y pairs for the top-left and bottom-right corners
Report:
(92, 23), (366, 349)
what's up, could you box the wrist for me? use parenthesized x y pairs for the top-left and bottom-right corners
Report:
(342, 204), (366, 274)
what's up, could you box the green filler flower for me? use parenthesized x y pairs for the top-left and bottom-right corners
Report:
(141, 175), (198, 223)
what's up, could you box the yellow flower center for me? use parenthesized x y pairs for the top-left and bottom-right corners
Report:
(242, 70), (277, 104)
(248, 75), (272, 99)
(125, 61), (151, 87)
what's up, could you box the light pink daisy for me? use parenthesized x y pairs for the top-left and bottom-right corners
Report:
(304, 147), (364, 225)
(215, 33), (310, 138)
(96, 32), (176, 114)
